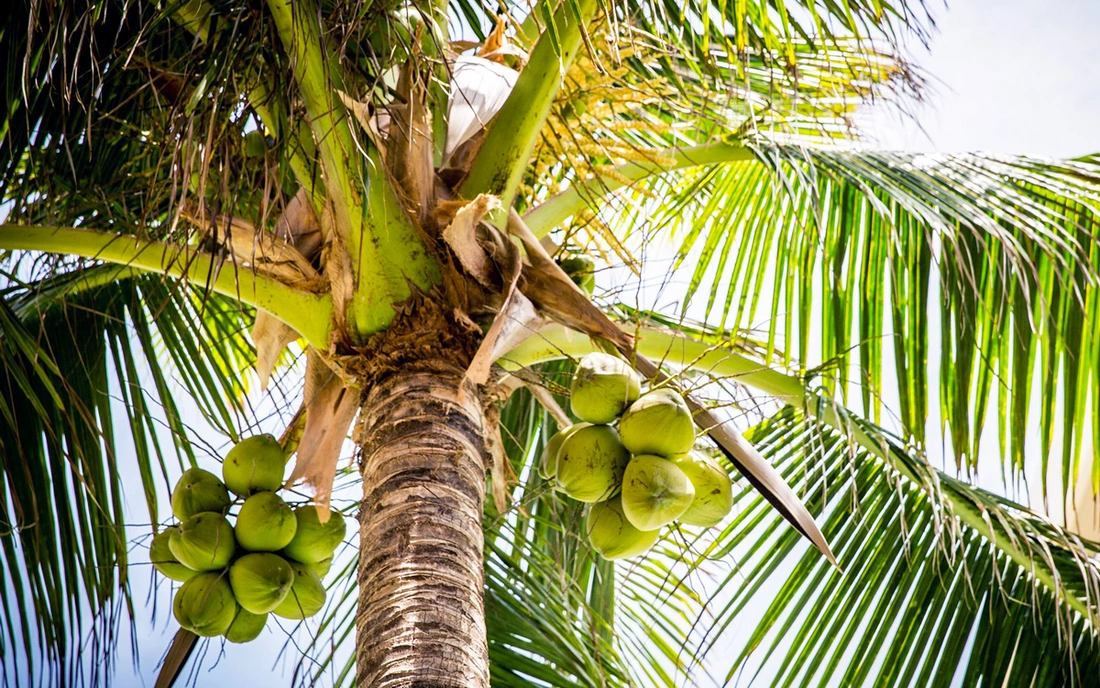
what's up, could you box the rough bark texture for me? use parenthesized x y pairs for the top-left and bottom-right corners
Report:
(356, 360), (489, 688)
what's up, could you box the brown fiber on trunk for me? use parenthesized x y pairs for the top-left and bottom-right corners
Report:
(355, 360), (490, 688)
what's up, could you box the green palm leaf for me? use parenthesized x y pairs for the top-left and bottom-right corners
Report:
(540, 145), (1100, 508)
(499, 320), (1100, 686)
(0, 266), (257, 681)
(710, 404), (1099, 687)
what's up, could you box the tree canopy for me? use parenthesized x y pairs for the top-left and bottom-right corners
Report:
(1, 0), (1098, 685)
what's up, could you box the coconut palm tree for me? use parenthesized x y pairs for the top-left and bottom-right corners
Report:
(1, 0), (1098, 686)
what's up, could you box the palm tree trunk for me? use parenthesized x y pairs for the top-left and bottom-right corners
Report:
(355, 359), (489, 687)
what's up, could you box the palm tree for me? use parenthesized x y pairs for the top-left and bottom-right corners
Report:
(1, 0), (1098, 685)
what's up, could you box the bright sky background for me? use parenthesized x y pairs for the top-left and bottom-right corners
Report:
(860, 0), (1100, 158)
(857, 0), (1100, 535)
(78, 1), (1100, 685)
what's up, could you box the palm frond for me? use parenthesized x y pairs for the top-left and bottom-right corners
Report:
(520, 33), (923, 228)
(703, 403), (1099, 687)
(0, 266), (256, 684)
(574, 146), (1100, 508)
(497, 320), (1100, 687)
(1, 0), (301, 234)
(619, 0), (934, 70)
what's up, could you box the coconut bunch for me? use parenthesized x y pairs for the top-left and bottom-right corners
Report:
(148, 435), (347, 642)
(541, 353), (735, 560)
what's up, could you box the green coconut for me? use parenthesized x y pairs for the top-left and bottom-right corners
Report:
(620, 454), (695, 531)
(310, 558), (333, 578)
(559, 254), (596, 294)
(229, 552), (296, 614)
(243, 131), (267, 158)
(569, 353), (642, 424)
(149, 527), (197, 582)
(222, 434), (286, 497)
(173, 572), (238, 637)
(555, 424), (631, 503)
(235, 491), (297, 552)
(169, 512), (236, 572)
(585, 497), (660, 560)
(282, 507), (346, 564)
(225, 609), (268, 643)
(674, 452), (734, 527)
(538, 423), (590, 481)
(170, 468), (231, 521)
(272, 560), (327, 619)
(618, 388), (696, 457)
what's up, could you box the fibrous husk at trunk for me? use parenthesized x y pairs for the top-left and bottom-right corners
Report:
(285, 349), (359, 520)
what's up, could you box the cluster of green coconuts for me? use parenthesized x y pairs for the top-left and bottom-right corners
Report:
(148, 435), (346, 642)
(541, 353), (735, 560)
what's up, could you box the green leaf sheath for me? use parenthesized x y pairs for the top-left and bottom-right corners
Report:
(266, 0), (440, 338)
(460, 0), (600, 217)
